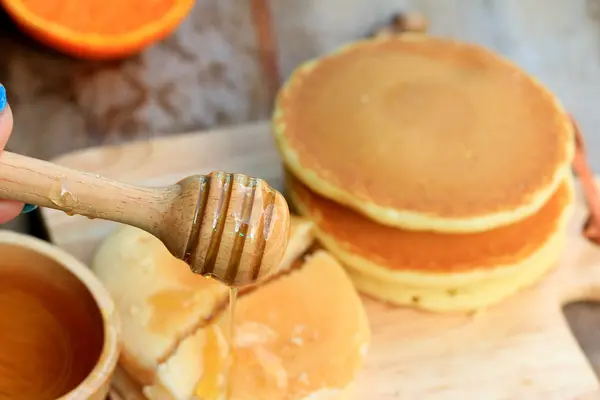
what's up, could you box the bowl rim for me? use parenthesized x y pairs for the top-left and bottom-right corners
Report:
(0, 230), (120, 399)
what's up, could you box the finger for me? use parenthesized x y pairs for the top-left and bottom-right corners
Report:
(0, 201), (23, 224)
(0, 85), (23, 223)
(0, 84), (13, 151)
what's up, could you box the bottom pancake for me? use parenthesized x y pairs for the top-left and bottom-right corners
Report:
(311, 222), (564, 311)
(286, 173), (574, 311)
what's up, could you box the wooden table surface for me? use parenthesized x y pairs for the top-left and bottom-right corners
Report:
(41, 122), (600, 399)
(1, 0), (600, 379)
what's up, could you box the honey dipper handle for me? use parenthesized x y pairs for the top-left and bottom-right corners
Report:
(0, 151), (177, 232)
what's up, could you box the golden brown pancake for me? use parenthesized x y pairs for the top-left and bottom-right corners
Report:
(273, 34), (574, 233)
(286, 172), (571, 276)
(286, 172), (574, 311)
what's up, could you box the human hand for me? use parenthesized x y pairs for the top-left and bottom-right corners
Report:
(0, 84), (37, 224)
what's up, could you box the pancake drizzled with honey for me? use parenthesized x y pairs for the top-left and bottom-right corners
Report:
(92, 216), (370, 399)
(287, 172), (574, 311)
(273, 35), (574, 233)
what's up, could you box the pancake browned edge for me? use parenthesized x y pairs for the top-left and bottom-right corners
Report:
(273, 34), (574, 233)
(286, 172), (575, 312)
(92, 216), (370, 400)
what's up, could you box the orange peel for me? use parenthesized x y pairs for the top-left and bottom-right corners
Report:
(0, 0), (194, 60)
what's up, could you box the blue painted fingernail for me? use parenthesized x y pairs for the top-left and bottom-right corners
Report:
(20, 204), (38, 214)
(0, 84), (6, 112)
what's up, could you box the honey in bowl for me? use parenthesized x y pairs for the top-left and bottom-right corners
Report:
(0, 241), (105, 400)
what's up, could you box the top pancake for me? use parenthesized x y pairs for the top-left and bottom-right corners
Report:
(273, 35), (574, 233)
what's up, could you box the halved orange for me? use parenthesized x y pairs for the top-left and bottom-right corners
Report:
(0, 0), (194, 60)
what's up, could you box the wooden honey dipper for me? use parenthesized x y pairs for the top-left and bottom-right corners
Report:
(0, 151), (291, 287)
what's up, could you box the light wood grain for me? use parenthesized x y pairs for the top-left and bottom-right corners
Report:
(0, 150), (290, 287)
(42, 121), (283, 264)
(41, 121), (600, 399)
(575, 390), (600, 400)
(0, 151), (171, 228)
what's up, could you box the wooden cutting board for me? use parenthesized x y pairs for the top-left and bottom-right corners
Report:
(41, 121), (600, 400)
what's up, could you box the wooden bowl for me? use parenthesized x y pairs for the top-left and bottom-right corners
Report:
(0, 230), (119, 400)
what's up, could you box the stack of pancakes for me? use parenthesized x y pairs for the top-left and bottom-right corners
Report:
(273, 34), (575, 312)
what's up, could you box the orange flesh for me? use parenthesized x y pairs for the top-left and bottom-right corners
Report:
(18, 0), (176, 34)
(289, 173), (570, 273)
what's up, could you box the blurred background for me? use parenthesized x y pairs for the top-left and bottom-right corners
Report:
(2, 0), (600, 165)
(2, 0), (600, 380)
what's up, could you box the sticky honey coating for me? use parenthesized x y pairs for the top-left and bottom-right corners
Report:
(273, 35), (574, 233)
(92, 216), (369, 400)
(150, 251), (369, 400)
(93, 226), (229, 385)
(184, 172), (291, 288)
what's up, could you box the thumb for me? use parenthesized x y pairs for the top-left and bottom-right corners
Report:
(0, 201), (23, 224)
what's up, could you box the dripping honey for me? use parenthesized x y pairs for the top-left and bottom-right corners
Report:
(48, 177), (77, 217)
(195, 325), (224, 399)
(0, 265), (104, 400)
(182, 175), (285, 399)
(195, 287), (239, 400)
(225, 287), (239, 398)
